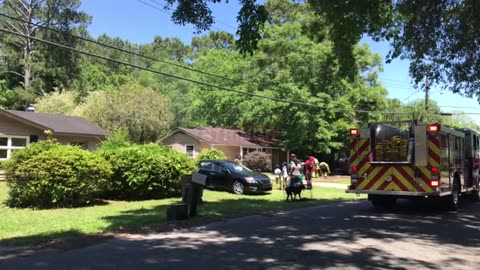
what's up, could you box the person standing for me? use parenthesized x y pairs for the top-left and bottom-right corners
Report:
(289, 158), (302, 187)
(314, 157), (320, 178)
(304, 156), (315, 189)
(281, 161), (289, 190)
(274, 165), (282, 189)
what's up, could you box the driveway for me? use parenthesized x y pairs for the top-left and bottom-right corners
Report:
(1, 199), (479, 269)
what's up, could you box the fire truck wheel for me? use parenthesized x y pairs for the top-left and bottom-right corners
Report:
(447, 179), (461, 211)
(471, 185), (480, 201)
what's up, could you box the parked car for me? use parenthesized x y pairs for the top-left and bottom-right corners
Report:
(197, 160), (272, 195)
(334, 157), (350, 175)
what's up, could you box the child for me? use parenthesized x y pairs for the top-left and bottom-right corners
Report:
(281, 161), (289, 190)
(274, 165), (282, 188)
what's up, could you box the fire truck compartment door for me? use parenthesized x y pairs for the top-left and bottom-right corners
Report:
(360, 128), (370, 139)
(414, 125), (428, 167)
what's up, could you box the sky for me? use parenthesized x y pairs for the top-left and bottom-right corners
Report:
(79, 0), (480, 125)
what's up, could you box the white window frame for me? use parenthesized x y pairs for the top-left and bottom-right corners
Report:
(0, 135), (30, 160)
(185, 145), (195, 158)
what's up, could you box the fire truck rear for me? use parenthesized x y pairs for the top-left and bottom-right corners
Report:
(346, 121), (480, 210)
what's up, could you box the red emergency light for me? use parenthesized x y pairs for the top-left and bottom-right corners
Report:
(430, 180), (440, 187)
(428, 123), (441, 133)
(431, 167), (439, 173)
(350, 128), (359, 136)
(351, 166), (358, 172)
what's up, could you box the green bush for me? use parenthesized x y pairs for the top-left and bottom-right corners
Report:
(4, 144), (112, 208)
(195, 149), (227, 164)
(99, 143), (196, 200)
(243, 151), (272, 172)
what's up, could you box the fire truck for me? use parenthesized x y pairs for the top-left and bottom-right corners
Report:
(346, 120), (480, 210)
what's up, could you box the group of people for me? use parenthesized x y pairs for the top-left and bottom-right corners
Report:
(274, 153), (330, 190)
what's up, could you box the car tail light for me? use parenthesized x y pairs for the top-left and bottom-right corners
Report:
(351, 166), (358, 172)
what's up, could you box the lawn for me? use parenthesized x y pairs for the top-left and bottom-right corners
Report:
(0, 181), (364, 246)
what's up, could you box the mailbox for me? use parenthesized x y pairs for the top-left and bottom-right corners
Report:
(179, 174), (205, 218)
(192, 172), (207, 186)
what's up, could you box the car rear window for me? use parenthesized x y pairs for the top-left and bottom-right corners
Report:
(198, 161), (212, 170)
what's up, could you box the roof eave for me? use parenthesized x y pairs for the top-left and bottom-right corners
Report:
(0, 109), (50, 131)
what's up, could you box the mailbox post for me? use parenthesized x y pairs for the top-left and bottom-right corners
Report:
(180, 173), (206, 217)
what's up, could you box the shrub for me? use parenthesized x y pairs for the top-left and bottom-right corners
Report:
(98, 129), (132, 153)
(243, 151), (272, 172)
(195, 149), (227, 164)
(4, 144), (112, 208)
(98, 143), (196, 200)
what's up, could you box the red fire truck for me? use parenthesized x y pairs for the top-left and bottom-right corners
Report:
(346, 120), (480, 210)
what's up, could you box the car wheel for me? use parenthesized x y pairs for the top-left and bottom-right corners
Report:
(232, 181), (245, 195)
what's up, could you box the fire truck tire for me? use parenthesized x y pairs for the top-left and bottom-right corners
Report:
(471, 177), (480, 201)
(369, 195), (396, 209)
(446, 179), (461, 211)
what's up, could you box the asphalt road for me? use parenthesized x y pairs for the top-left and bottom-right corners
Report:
(1, 199), (480, 270)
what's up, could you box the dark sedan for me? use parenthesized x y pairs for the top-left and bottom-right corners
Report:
(197, 160), (272, 194)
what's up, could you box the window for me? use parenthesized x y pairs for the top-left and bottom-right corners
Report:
(0, 136), (29, 160)
(186, 145), (194, 157)
(241, 147), (263, 159)
(373, 123), (410, 162)
(213, 163), (227, 173)
(198, 161), (212, 170)
(71, 142), (87, 149)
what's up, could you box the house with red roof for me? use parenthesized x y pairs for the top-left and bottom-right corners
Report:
(162, 127), (288, 168)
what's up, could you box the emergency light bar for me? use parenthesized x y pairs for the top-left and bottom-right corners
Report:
(428, 123), (441, 133)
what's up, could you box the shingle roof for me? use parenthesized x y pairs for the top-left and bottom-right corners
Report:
(2, 110), (107, 137)
(178, 127), (279, 147)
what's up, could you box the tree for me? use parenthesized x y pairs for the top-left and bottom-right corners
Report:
(78, 84), (174, 143)
(164, 0), (480, 100)
(35, 90), (77, 115)
(0, 0), (90, 92)
(183, 0), (390, 155)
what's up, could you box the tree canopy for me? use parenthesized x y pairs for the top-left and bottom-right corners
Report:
(0, 0), (478, 155)
(164, 0), (480, 100)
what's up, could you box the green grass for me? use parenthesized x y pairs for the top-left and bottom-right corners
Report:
(0, 181), (364, 246)
(317, 177), (351, 185)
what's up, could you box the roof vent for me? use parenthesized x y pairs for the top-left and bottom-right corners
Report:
(26, 104), (35, 112)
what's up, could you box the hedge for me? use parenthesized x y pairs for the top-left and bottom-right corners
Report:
(98, 143), (196, 200)
(3, 140), (112, 208)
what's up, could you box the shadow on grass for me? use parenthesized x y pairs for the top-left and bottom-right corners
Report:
(1, 197), (480, 269)
(0, 229), (114, 258)
(101, 195), (343, 233)
(0, 192), (344, 248)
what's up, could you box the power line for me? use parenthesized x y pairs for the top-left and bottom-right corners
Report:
(135, 0), (235, 32)
(438, 105), (480, 109)
(0, 27), (413, 115)
(0, 12), (249, 86)
(135, 0), (171, 16)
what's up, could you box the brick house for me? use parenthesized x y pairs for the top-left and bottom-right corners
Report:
(162, 127), (289, 168)
(0, 108), (107, 161)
